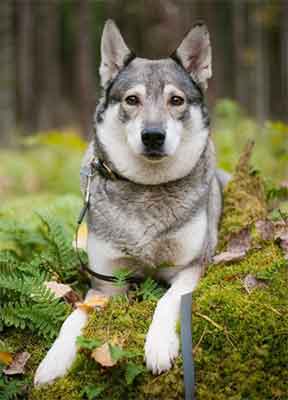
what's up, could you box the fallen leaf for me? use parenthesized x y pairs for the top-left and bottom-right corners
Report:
(91, 343), (117, 367)
(255, 219), (275, 241)
(277, 232), (288, 260)
(45, 281), (82, 306)
(0, 352), (13, 366)
(213, 250), (246, 264)
(3, 352), (30, 375)
(45, 281), (72, 298)
(243, 274), (267, 294)
(76, 294), (109, 313)
(227, 228), (251, 253)
(214, 228), (251, 265)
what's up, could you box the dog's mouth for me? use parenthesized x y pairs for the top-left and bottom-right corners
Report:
(141, 150), (168, 162)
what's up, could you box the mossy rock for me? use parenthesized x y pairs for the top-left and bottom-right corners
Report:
(4, 145), (288, 400)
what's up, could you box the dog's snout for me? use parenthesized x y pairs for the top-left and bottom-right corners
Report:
(141, 128), (166, 149)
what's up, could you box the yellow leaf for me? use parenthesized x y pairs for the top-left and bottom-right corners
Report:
(0, 352), (13, 366)
(91, 343), (116, 367)
(76, 294), (109, 314)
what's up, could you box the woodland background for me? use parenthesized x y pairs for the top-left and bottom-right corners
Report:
(1, 0), (288, 145)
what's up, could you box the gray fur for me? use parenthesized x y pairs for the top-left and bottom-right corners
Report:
(81, 139), (219, 271)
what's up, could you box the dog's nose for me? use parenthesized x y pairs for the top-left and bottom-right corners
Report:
(141, 128), (166, 149)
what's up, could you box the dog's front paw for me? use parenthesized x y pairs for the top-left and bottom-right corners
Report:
(144, 321), (179, 375)
(34, 338), (77, 386)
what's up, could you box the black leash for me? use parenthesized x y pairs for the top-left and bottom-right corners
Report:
(76, 157), (196, 399)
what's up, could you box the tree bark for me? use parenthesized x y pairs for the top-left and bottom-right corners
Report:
(74, 0), (95, 138)
(15, 0), (35, 134)
(0, 0), (16, 146)
(35, 1), (62, 130)
(282, 1), (288, 120)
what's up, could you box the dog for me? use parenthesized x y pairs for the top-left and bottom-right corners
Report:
(34, 19), (226, 385)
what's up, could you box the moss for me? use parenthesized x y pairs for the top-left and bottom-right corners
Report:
(29, 241), (287, 400)
(219, 142), (267, 248)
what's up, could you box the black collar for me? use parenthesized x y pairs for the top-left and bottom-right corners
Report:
(80, 157), (130, 183)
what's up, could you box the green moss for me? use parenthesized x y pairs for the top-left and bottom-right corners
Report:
(29, 242), (287, 400)
(219, 142), (267, 248)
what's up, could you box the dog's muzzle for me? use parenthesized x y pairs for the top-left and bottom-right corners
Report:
(141, 128), (166, 160)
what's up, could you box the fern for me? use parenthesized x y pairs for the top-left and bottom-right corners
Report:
(136, 277), (165, 301)
(0, 365), (27, 400)
(0, 207), (83, 338)
(36, 211), (80, 281)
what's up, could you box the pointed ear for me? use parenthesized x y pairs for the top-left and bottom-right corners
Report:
(99, 20), (132, 88)
(174, 23), (212, 90)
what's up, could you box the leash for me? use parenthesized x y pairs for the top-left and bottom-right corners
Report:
(181, 293), (195, 400)
(76, 157), (196, 398)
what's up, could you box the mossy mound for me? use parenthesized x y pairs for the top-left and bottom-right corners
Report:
(2, 145), (288, 400)
(219, 141), (267, 248)
(29, 241), (287, 400)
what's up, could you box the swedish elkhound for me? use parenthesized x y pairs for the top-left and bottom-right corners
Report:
(35, 19), (227, 385)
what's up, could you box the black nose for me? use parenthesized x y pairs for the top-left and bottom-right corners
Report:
(141, 128), (166, 149)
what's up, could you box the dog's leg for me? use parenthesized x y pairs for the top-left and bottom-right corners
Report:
(145, 265), (202, 374)
(34, 289), (98, 386)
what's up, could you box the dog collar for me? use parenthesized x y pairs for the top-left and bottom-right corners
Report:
(80, 157), (130, 183)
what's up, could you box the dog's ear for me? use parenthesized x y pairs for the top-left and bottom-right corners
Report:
(173, 22), (212, 90)
(99, 20), (131, 88)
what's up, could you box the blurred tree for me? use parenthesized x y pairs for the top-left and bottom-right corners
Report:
(1, 0), (288, 142)
(0, 0), (16, 146)
(35, 1), (62, 130)
(282, 1), (288, 116)
(74, 0), (95, 137)
(15, 0), (35, 134)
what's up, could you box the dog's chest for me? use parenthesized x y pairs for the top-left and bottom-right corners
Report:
(88, 178), (208, 267)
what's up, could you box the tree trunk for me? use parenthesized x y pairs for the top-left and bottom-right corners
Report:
(233, 0), (248, 109)
(35, 1), (62, 131)
(74, 0), (95, 138)
(15, 0), (35, 134)
(282, 1), (288, 120)
(249, 1), (269, 123)
(0, 0), (16, 146)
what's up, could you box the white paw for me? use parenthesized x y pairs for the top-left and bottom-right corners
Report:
(34, 337), (77, 386)
(144, 321), (179, 375)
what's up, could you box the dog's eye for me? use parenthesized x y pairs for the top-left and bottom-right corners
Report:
(125, 95), (140, 106)
(170, 96), (185, 106)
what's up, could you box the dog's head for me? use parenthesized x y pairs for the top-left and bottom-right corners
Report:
(95, 20), (212, 184)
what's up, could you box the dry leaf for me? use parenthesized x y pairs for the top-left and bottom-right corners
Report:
(3, 352), (30, 375)
(277, 232), (288, 260)
(227, 228), (251, 254)
(255, 220), (275, 241)
(243, 274), (267, 294)
(45, 281), (72, 298)
(213, 250), (246, 264)
(214, 228), (251, 265)
(91, 343), (116, 367)
(76, 294), (109, 313)
(0, 352), (13, 366)
(72, 223), (88, 250)
(45, 281), (82, 306)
